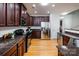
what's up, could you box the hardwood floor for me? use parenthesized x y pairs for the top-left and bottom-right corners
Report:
(24, 39), (58, 56)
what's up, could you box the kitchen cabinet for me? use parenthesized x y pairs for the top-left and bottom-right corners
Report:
(18, 39), (25, 56)
(31, 29), (41, 38)
(7, 3), (15, 26)
(0, 3), (31, 27)
(63, 35), (70, 45)
(14, 3), (20, 26)
(20, 4), (31, 26)
(32, 17), (41, 26)
(2, 36), (25, 56)
(31, 16), (49, 26)
(0, 3), (20, 26)
(57, 33), (70, 45)
(0, 3), (6, 26)
(42, 16), (49, 22)
(30, 16), (33, 26)
(26, 13), (30, 26)
(20, 4), (26, 26)
(3, 45), (17, 56)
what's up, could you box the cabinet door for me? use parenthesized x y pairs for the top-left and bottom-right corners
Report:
(20, 5), (27, 26)
(3, 45), (17, 56)
(11, 51), (17, 56)
(18, 39), (25, 56)
(32, 29), (41, 38)
(63, 35), (70, 45)
(14, 3), (20, 26)
(32, 17), (41, 26)
(21, 5), (25, 17)
(18, 43), (24, 56)
(29, 16), (33, 26)
(7, 3), (15, 26)
(25, 13), (30, 26)
(0, 3), (6, 26)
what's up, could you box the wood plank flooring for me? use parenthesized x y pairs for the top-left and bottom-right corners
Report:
(24, 39), (58, 56)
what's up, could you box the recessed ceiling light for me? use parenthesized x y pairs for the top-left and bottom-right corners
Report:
(61, 12), (68, 15)
(32, 4), (36, 8)
(52, 4), (55, 7)
(40, 3), (48, 6)
(34, 11), (37, 13)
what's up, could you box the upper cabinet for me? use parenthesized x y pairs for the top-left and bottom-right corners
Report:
(20, 4), (31, 26)
(0, 3), (30, 27)
(25, 13), (30, 26)
(31, 16), (49, 26)
(7, 3), (15, 26)
(29, 16), (33, 26)
(0, 3), (6, 26)
(14, 3), (20, 26)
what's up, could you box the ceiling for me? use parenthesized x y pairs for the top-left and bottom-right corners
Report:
(24, 3), (79, 16)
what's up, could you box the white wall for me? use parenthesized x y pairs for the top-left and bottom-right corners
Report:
(49, 13), (60, 39)
(49, 10), (79, 39)
(63, 10), (79, 30)
(62, 14), (72, 32)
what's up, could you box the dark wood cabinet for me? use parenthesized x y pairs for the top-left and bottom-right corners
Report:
(0, 3), (6, 26)
(18, 39), (25, 56)
(3, 45), (17, 56)
(25, 13), (30, 26)
(7, 3), (15, 26)
(2, 37), (25, 56)
(32, 17), (41, 26)
(20, 4), (31, 26)
(0, 3), (31, 27)
(29, 16), (33, 26)
(31, 16), (49, 26)
(31, 29), (41, 38)
(14, 3), (20, 26)
(57, 33), (70, 46)
(63, 35), (70, 45)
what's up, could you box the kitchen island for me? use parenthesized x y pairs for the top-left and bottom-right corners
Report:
(0, 35), (25, 56)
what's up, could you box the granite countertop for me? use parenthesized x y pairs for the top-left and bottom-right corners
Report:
(58, 32), (79, 39)
(0, 35), (25, 56)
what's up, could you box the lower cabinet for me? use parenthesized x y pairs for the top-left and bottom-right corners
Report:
(3, 45), (17, 56)
(63, 35), (70, 45)
(3, 37), (25, 56)
(31, 29), (41, 39)
(18, 39), (25, 56)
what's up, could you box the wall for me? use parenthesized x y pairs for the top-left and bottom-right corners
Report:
(49, 9), (79, 39)
(49, 13), (60, 39)
(62, 14), (72, 32)
(63, 9), (79, 30)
